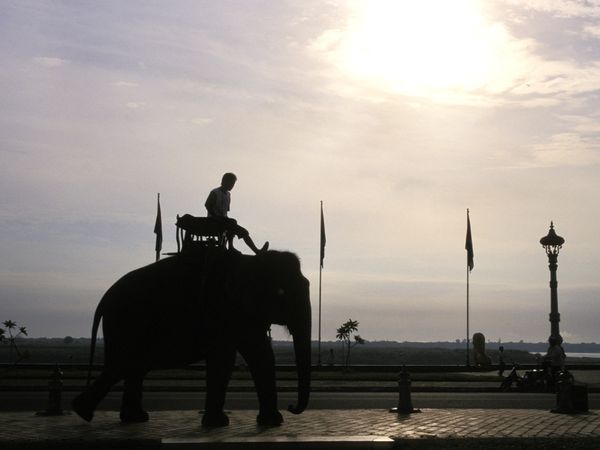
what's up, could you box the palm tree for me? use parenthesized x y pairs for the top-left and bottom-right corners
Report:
(1, 320), (28, 366)
(336, 319), (365, 369)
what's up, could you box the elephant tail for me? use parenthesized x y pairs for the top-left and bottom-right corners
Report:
(86, 298), (104, 387)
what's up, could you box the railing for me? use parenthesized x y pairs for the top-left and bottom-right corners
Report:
(2, 363), (600, 372)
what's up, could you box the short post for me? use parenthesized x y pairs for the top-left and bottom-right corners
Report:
(552, 370), (588, 414)
(36, 365), (67, 416)
(552, 370), (574, 413)
(390, 366), (421, 414)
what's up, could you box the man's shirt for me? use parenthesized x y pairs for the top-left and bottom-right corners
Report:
(205, 187), (230, 217)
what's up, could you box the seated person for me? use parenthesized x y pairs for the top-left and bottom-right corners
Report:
(205, 172), (268, 254)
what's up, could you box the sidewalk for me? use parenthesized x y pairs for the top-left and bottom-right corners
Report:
(3, 368), (599, 393)
(1, 409), (600, 449)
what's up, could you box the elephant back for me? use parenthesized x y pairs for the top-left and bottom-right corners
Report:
(101, 253), (238, 367)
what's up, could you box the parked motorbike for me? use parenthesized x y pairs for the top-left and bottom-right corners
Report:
(500, 364), (556, 392)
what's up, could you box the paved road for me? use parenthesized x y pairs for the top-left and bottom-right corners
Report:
(3, 391), (599, 412)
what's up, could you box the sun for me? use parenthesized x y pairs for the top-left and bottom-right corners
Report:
(322, 0), (520, 101)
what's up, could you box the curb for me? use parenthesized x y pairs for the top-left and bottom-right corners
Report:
(2, 385), (597, 393)
(3, 436), (600, 450)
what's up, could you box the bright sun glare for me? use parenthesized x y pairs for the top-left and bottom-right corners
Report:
(332, 0), (520, 101)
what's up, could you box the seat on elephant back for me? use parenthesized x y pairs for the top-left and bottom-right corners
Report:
(176, 214), (227, 254)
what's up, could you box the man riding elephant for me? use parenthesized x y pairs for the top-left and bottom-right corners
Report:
(205, 172), (268, 254)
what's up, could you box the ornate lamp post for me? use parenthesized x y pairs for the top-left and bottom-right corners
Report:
(540, 222), (565, 344)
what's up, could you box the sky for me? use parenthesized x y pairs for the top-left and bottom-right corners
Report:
(1, 0), (600, 344)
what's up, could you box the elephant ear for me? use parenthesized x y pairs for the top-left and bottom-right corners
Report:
(251, 251), (305, 327)
(258, 251), (302, 286)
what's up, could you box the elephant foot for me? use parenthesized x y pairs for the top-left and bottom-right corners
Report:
(71, 393), (95, 422)
(257, 411), (283, 427)
(120, 409), (149, 423)
(202, 411), (230, 427)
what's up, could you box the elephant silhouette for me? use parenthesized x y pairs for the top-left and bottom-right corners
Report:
(71, 250), (311, 427)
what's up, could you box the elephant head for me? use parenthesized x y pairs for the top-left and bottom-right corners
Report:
(250, 251), (312, 414)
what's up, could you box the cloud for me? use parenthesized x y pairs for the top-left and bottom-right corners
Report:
(583, 24), (600, 37)
(502, 0), (600, 18)
(558, 114), (600, 133)
(309, 1), (600, 107)
(114, 81), (139, 87)
(32, 56), (66, 68)
(508, 61), (600, 98)
(526, 132), (600, 167)
(309, 28), (343, 53)
(126, 102), (145, 109)
(191, 117), (213, 126)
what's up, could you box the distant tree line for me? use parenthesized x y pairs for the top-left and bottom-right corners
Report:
(3, 338), (599, 366)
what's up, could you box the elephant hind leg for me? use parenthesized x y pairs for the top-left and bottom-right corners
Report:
(72, 370), (121, 422)
(120, 371), (149, 423)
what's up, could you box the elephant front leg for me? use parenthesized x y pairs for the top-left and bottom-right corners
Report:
(239, 333), (282, 426)
(202, 348), (236, 427)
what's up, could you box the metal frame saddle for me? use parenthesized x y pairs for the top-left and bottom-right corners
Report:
(175, 214), (227, 254)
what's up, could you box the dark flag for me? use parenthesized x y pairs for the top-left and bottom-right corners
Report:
(154, 193), (162, 261)
(320, 201), (326, 268)
(465, 209), (474, 271)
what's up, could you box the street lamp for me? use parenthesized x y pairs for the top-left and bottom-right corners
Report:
(540, 221), (565, 345)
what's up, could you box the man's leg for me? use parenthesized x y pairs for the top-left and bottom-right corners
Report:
(242, 234), (269, 254)
(237, 225), (268, 254)
(215, 217), (238, 252)
(227, 219), (268, 254)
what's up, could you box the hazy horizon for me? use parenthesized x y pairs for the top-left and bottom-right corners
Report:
(2, 1), (600, 343)
(13, 336), (600, 346)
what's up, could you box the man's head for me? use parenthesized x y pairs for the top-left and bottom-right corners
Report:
(221, 172), (237, 191)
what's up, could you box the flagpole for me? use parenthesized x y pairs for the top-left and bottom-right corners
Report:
(318, 253), (322, 366)
(318, 201), (323, 366)
(465, 208), (471, 367)
(466, 262), (470, 367)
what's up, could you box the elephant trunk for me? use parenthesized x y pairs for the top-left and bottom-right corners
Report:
(288, 328), (311, 414)
(288, 281), (311, 415)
